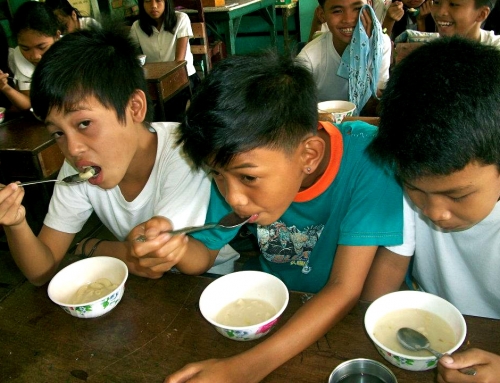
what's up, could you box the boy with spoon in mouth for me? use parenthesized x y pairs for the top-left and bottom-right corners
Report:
(0, 23), (218, 286)
(130, 51), (404, 383)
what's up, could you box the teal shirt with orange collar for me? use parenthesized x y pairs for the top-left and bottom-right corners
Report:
(192, 120), (403, 293)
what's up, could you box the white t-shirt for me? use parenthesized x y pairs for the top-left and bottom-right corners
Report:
(8, 47), (33, 91)
(79, 17), (100, 30)
(387, 194), (500, 319)
(44, 122), (209, 240)
(480, 28), (500, 48)
(129, 12), (196, 76)
(298, 31), (391, 103)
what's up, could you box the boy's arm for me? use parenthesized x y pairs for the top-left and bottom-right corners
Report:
(382, 2), (404, 37)
(361, 246), (411, 301)
(1, 183), (74, 285)
(165, 245), (378, 383)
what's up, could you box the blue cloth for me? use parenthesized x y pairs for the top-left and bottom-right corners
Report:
(192, 121), (403, 293)
(337, 5), (383, 115)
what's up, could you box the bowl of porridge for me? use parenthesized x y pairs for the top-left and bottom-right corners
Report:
(48, 256), (128, 318)
(199, 270), (289, 341)
(318, 100), (356, 124)
(364, 290), (466, 371)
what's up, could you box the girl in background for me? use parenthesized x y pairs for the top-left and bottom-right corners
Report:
(0, 2), (60, 111)
(45, 0), (100, 34)
(129, 0), (199, 105)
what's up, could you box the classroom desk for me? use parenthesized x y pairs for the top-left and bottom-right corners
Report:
(143, 61), (191, 121)
(1, 272), (498, 382)
(0, 112), (64, 232)
(199, 0), (277, 55)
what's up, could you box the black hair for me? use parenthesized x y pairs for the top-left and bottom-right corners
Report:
(11, 2), (60, 38)
(178, 50), (319, 169)
(45, 0), (83, 18)
(477, 0), (497, 10)
(138, 0), (177, 36)
(30, 22), (153, 124)
(45, 0), (83, 33)
(369, 36), (500, 180)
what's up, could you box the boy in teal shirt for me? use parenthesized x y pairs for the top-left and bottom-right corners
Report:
(132, 52), (403, 382)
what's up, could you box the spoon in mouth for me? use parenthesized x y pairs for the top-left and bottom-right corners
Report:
(135, 212), (257, 242)
(4, 166), (100, 187)
(397, 327), (477, 376)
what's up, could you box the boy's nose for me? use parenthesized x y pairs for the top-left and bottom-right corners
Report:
(223, 182), (248, 209)
(421, 199), (452, 222)
(66, 137), (86, 157)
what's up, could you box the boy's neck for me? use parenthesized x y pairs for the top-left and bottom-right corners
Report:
(119, 124), (158, 202)
(333, 39), (349, 57)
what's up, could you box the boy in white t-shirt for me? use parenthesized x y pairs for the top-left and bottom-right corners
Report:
(363, 36), (500, 382)
(298, 0), (392, 114)
(0, 24), (213, 286)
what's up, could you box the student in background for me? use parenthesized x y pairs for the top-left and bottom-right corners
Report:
(0, 2), (60, 111)
(307, 0), (390, 42)
(432, 0), (498, 43)
(128, 51), (403, 383)
(393, 0), (498, 45)
(0, 24), (211, 286)
(45, 0), (100, 34)
(298, 0), (392, 115)
(363, 36), (500, 382)
(129, 0), (199, 91)
(382, 0), (435, 40)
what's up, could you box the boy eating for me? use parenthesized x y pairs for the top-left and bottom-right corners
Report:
(365, 36), (500, 381)
(131, 51), (403, 382)
(0, 24), (212, 286)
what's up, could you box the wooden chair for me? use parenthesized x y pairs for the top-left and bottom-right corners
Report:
(174, 0), (225, 75)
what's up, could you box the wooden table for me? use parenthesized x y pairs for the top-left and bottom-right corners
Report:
(199, 0), (277, 56)
(1, 272), (498, 382)
(143, 61), (191, 121)
(0, 112), (64, 232)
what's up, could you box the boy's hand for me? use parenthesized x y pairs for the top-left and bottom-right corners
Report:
(416, 0), (432, 31)
(0, 183), (27, 227)
(164, 357), (242, 383)
(361, 7), (374, 37)
(437, 348), (500, 382)
(127, 216), (190, 274)
(386, 1), (404, 21)
(0, 71), (11, 92)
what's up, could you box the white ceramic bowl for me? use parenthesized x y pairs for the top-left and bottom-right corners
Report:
(364, 291), (466, 371)
(48, 256), (128, 319)
(318, 100), (356, 124)
(0, 106), (5, 123)
(199, 270), (289, 341)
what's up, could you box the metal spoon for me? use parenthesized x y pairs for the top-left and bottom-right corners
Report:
(397, 327), (477, 376)
(135, 212), (254, 242)
(4, 167), (100, 187)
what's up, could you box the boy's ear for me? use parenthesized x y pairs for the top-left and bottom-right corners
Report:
(476, 6), (490, 23)
(300, 135), (325, 174)
(318, 6), (326, 24)
(128, 90), (148, 123)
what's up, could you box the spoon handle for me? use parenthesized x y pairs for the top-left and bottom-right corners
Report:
(458, 367), (477, 376)
(134, 223), (218, 242)
(18, 179), (58, 187)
